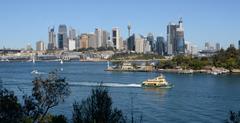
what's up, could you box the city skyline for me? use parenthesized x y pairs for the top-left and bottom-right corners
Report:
(0, 0), (239, 49)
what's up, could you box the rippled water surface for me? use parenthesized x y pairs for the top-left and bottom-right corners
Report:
(1, 62), (240, 123)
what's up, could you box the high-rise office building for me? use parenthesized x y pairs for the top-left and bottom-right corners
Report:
(102, 30), (109, 48)
(147, 33), (154, 52)
(134, 34), (144, 53)
(216, 43), (220, 51)
(112, 27), (122, 50)
(127, 34), (135, 51)
(68, 39), (76, 51)
(48, 26), (56, 50)
(88, 33), (97, 48)
(26, 43), (33, 51)
(175, 18), (185, 54)
(69, 27), (76, 40)
(58, 24), (68, 50)
(95, 28), (103, 48)
(167, 23), (177, 55)
(156, 36), (165, 55)
(36, 41), (45, 51)
(167, 18), (185, 55)
(80, 34), (89, 49)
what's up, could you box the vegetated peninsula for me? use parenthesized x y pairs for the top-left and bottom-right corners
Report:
(107, 46), (240, 74)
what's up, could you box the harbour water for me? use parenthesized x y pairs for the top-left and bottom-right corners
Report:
(1, 61), (240, 122)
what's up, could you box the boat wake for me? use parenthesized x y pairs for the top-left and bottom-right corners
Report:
(69, 82), (141, 88)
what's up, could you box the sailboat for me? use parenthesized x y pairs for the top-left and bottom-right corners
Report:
(60, 59), (63, 64)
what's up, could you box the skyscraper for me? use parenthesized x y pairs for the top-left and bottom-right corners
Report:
(167, 23), (177, 55)
(112, 27), (122, 50)
(80, 34), (89, 49)
(147, 33), (154, 52)
(156, 36), (165, 55)
(36, 41), (45, 51)
(88, 33), (97, 48)
(95, 28), (103, 48)
(127, 34), (135, 51)
(175, 18), (185, 54)
(167, 18), (185, 55)
(102, 30), (109, 48)
(134, 34), (144, 53)
(58, 24), (68, 50)
(48, 26), (56, 50)
(69, 27), (76, 40)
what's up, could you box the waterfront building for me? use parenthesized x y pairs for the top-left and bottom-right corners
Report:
(36, 41), (45, 51)
(216, 43), (220, 51)
(127, 34), (135, 51)
(112, 27), (122, 50)
(26, 43), (33, 51)
(80, 33), (89, 49)
(58, 24), (68, 50)
(134, 34), (144, 53)
(68, 39), (76, 51)
(156, 36), (165, 55)
(147, 33), (154, 52)
(48, 26), (56, 50)
(88, 33), (97, 48)
(185, 41), (198, 55)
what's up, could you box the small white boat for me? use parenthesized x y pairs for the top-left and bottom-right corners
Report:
(31, 70), (39, 74)
(60, 59), (63, 64)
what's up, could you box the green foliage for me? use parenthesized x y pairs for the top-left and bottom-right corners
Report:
(111, 53), (164, 60)
(225, 111), (240, 123)
(23, 70), (71, 122)
(0, 89), (23, 123)
(50, 115), (68, 123)
(72, 86), (126, 123)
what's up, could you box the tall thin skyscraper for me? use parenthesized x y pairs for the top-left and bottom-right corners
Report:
(112, 27), (121, 50)
(95, 28), (103, 48)
(216, 43), (220, 51)
(48, 26), (56, 50)
(58, 24), (68, 50)
(167, 23), (177, 55)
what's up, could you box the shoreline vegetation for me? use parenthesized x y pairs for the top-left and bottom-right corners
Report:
(107, 46), (240, 74)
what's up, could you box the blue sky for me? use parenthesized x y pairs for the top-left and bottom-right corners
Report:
(0, 0), (239, 49)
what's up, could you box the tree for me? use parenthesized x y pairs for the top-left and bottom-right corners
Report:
(0, 89), (23, 123)
(225, 111), (240, 123)
(72, 86), (126, 123)
(23, 70), (71, 122)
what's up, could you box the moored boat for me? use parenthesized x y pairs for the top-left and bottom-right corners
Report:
(142, 74), (173, 88)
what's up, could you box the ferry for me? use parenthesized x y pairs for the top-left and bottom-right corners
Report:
(142, 74), (174, 88)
